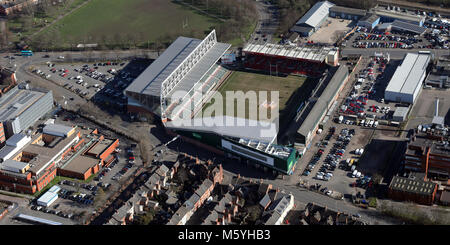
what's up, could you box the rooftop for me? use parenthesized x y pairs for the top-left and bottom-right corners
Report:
(389, 175), (437, 195)
(43, 124), (74, 137)
(391, 20), (427, 34)
(372, 8), (425, 23)
(296, 1), (335, 28)
(0, 87), (47, 122)
(125, 31), (230, 98)
(11, 129), (80, 176)
(298, 65), (348, 137)
(330, 6), (366, 16)
(385, 53), (430, 95)
(359, 13), (380, 23)
(243, 43), (333, 63)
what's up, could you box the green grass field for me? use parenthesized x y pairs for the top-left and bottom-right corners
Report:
(201, 71), (309, 121)
(34, 0), (221, 48)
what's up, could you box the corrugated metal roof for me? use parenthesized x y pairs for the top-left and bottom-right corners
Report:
(330, 6), (366, 16)
(243, 43), (332, 62)
(298, 65), (348, 137)
(296, 1), (335, 28)
(0, 88), (46, 122)
(385, 53), (430, 95)
(391, 20), (427, 34)
(16, 213), (62, 225)
(373, 9), (425, 24)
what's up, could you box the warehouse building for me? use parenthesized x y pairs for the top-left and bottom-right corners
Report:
(390, 20), (427, 35)
(296, 65), (349, 147)
(291, 1), (335, 37)
(0, 86), (53, 138)
(384, 53), (431, 104)
(36, 185), (60, 207)
(329, 6), (366, 20)
(357, 14), (380, 29)
(392, 106), (410, 122)
(372, 8), (425, 26)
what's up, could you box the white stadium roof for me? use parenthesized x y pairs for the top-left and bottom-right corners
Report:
(125, 33), (230, 98)
(385, 53), (430, 95)
(296, 1), (335, 28)
(243, 43), (333, 63)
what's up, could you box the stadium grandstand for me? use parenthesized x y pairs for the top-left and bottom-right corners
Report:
(242, 43), (338, 77)
(125, 30), (231, 122)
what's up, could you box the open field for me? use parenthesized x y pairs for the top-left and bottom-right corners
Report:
(201, 70), (309, 121)
(33, 0), (221, 48)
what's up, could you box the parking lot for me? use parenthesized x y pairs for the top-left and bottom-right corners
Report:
(32, 60), (127, 100)
(16, 108), (144, 224)
(339, 56), (405, 126)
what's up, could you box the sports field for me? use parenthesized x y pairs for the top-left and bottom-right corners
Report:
(34, 0), (220, 47)
(201, 71), (310, 122)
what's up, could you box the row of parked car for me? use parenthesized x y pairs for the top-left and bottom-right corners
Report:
(354, 33), (422, 45)
(31, 205), (74, 219)
(58, 188), (95, 206)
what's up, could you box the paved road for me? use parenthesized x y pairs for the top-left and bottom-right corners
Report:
(341, 47), (450, 59)
(250, 1), (279, 45)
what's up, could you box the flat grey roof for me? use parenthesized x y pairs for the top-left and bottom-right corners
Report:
(290, 25), (314, 34)
(43, 124), (73, 137)
(373, 9), (425, 23)
(1, 159), (28, 171)
(165, 116), (278, 143)
(298, 65), (348, 137)
(391, 20), (427, 34)
(330, 6), (366, 16)
(125, 36), (230, 98)
(393, 106), (409, 117)
(0, 88), (46, 122)
(385, 53), (430, 95)
(359, 14), (380, 23)
(296, 1), (335, 28)
(16, 213), (62, 225)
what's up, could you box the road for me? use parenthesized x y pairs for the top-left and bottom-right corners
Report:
(341, 47), (450, 59)
(250, 1), (279, 45)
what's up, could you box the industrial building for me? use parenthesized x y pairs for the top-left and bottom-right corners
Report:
(404, 130), (450, 180)
(296, 65), (349, 147)
(388, 174), (438, 205)
(0, 86), (53, 138)
(125, 30), (231, 121)
(357, 14), (380, 29)
(390, 20), (427, 35)
(329, 6), (366, 20)
(372, 8), (426, 26)
(384, 53), (431, 104)
(0, 124), (118, 194)
(37, 185), (61, 207)
(291, 1), (335, 37)
(392, 106), (410, 122)
(425, 57), (450, 89)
